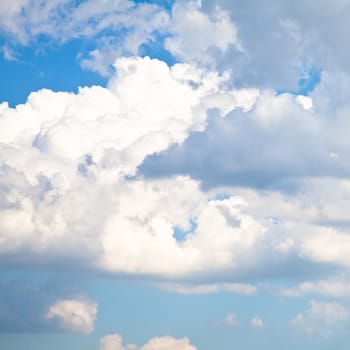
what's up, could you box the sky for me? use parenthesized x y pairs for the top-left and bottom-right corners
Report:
(1, 0), (350, 349)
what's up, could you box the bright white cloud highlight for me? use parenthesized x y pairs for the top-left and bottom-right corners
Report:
(46, 298), (97, 334)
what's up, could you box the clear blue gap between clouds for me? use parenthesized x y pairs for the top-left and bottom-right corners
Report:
(173, 219), (198, 242)
(0, 39), (106, 107)
(277, 63), (322, 96)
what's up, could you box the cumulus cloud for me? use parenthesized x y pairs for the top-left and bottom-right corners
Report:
(164, 0), (239, 66)
(141, 85), (350, 191)
(99, 333), (197, 350)
(2, 2), (350, 347)
(1, 80), (350, 281)
(99, 333), (136, 350)
(250, 315), (264, 329)
(141, 336), (197, 350)
(0, 55), (272, 279)
(290, 301), (349, 337)
(2, 2), (350, 295)
(46, 298), (97, 334)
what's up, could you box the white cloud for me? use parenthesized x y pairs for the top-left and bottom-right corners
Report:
(225, 313), (238, 327)
(165, 0), (239, 65)
(198, 0), (350, 90)
(0, 0), (71, 44)
(77, 2), (171, 75)
(99, 191), (266, 276)
(142, 87), (339, 190)
(46, 298), (97, 334)
(278, 279), (350, 298)
(295, 95), (313, 110)
(290, 301), (349, 337)
(250, 315), (264, 329)
(3, 0), (350, 87)
(0, 0), (241, 74)
(100, 333), (138, 350)
(0, 0), (165, 44)
(0, 55), (275, 279)
(159, 282), (257, 295)
(301, 228), (350, 268)
(140, 336), (197, 350)
(0, 0), (170, 74)
(99, 333), (197, 350)
(2, 3), (350, 290)
(100, 334), (127, 350)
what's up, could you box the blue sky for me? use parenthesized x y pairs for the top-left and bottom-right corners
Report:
(1, 1), (350, 349)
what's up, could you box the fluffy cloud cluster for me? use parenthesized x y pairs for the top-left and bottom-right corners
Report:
(199, 0), (350, 91)
(2, 1), (350, 347)
(100, 333), (197, 350)
(141, 85), (350, 190)
(0, 0), (167, 45)
(3, 0), (350, 88)
(164, 0), (239, 65)
(0, 0), (239, 76)
(1, 0), (350, 300)
(0, 55), (269, 278)
(290, 301), (349, 337)
(1, 56), (350, 284)
(0, 0), (171, 76)
(46, 298), (97, 334)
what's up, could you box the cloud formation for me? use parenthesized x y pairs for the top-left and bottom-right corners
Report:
(290, 301), (349, 337)
(225, 313), (238, 327)
(250, 315), (264, 329)
(159, 282), (257, 295)
(99, 333), (197, 350)
(1, 1), (350, 329)
(46, 298), (97, 334)
(2, 55), (288, 280)
(164, 0), (239, 65)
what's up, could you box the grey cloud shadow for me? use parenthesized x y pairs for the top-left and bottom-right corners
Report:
(138, 108), (347, 192)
